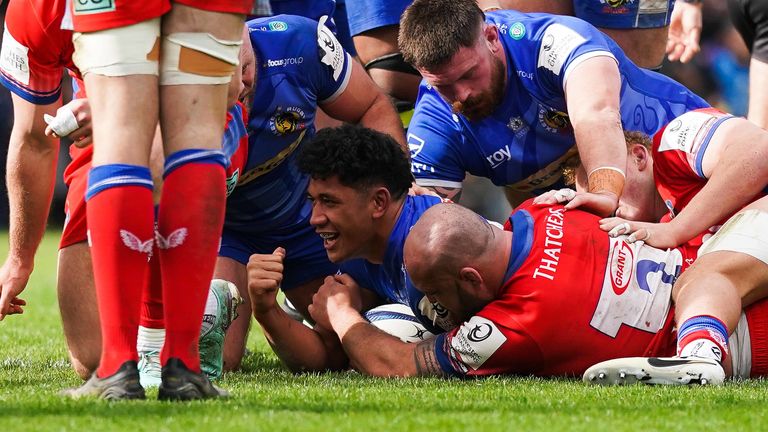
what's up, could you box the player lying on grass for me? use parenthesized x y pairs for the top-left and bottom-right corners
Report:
(309, 201), (768, 382)
(534, 124), (768, 384)
(246, 125), (444, 372)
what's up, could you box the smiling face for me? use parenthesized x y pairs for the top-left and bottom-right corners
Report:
(418, 25), (507, 121)
(307, 176), (379, 263)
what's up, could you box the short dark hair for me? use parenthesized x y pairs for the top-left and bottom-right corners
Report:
(297, 125), (412, 199)
(399, 0), (486, 70)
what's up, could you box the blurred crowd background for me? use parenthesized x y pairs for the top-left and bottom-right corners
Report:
(0, 0), (750, 227)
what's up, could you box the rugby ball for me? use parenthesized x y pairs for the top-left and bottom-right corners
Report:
(363, 303), (435, 343)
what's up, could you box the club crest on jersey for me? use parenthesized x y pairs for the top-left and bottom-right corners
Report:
(600, 0), (633, 13)
(538, 106), (571, 134)
(73, 0), (116, 15)
(269, 107), (306, 135)
(609, 240), (634, 295)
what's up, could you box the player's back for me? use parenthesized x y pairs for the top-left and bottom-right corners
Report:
(477, 203), (684, 376)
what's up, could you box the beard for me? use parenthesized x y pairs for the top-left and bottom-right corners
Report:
(451, 55), (506, 121)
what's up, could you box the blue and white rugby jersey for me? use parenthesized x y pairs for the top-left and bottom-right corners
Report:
(339, 195), (446, 334)
(408, 10), (709, 193)
(224, 14), (352, 234)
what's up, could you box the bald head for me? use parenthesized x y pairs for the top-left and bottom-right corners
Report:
(404, 203), (496, 286)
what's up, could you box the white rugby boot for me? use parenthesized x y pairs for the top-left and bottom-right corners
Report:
(583, 356), (725, 386)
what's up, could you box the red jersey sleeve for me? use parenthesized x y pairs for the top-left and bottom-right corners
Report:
(0, 0), (77, 104)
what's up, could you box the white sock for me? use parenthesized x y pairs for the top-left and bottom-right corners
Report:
(200, 286), (219, 337)
(137, 326), (165, 353)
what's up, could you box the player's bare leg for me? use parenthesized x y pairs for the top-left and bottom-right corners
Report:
(155, 5), (243, 401)
(214, 257), (249, 372)
(600, 27), (669, 70)
(57, 243), (99, 380)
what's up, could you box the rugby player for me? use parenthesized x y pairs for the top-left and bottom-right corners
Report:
(60, 0), (253, 399)
(246, 125), (443, 372)
(310, 201), (768, 383)
(213, 15), (406, 372)
(0, 0), (252, 389)
(401, 0), (710, 216)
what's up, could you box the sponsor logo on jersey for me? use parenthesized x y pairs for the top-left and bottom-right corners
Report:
(269, 106), (307, 135)
(268, 21), (288, 31)
(318, 16), (344, 81)
(0, 29), (30, 85)
(486, 144), (512, 169)
(408, 133), (425, 158)
(537, 24), (586, 75)
(498, 24), (509, 35)
(516, 70), (534, 80)
(449, 316), (506, 372)
(538, 106), (571, 134)
(225, 168), (240, 196)
(73, 0), (116, 15)
(266, 57), (305, 68)
(636, 259), (679, 293)
(658, 110), (722, 157)
(509, 22), (526, 40)
(609, 240), (634, 295)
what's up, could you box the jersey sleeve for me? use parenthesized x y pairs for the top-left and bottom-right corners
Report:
(310, 15), (353, 104)
(532, 16), (617, 99)
(432, 312), (542, 377)
(0, 1), (72, 105)
(408, 84), (468, 188)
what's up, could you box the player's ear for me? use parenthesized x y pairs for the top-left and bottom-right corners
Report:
(458, 267), (483, 291)
(484, 24), (500, 52)
(371, 187), (391, 218)
(630, 144), (649, 171)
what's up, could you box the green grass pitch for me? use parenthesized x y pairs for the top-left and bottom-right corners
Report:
(1, 232), (767, 431)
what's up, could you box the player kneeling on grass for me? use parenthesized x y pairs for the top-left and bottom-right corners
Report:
(309, 201), (768, 382)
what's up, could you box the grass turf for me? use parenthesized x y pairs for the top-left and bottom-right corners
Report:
(1, 232), (767, 431)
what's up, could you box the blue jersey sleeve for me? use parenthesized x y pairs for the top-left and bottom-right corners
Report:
(408, 84), (468, 188)
(311, 15), (353, 104)
(530, 15), (617, 100)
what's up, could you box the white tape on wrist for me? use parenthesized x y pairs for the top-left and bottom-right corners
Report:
(43, 106), (79, 137)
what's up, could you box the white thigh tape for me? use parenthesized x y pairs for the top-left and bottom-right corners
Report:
(160, 32), (241, 85)
(72, 18), (160, 77)
(698, 209), (768, 266)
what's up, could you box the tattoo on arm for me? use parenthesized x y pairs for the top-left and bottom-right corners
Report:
(432, 186), (462, 202)
(414, 338), (446, 377)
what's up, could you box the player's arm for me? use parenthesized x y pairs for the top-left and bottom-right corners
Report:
(662, 117), (768, 246)
(562, 56), (626, 217)
(320, 60), (407, 151)
(0, 94), (61, 320)
(248, 248), (349, 372)
(309, 273), (444, 376)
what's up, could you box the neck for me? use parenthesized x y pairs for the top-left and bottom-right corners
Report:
(483, 229), (513, 297)
(366, 196), (408, 265)
(652, 190), (668, 220)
